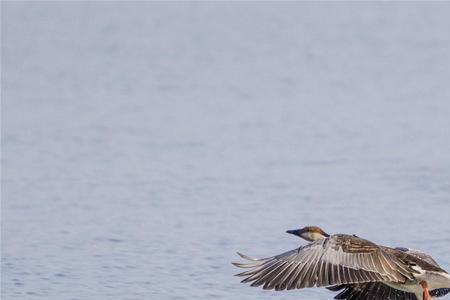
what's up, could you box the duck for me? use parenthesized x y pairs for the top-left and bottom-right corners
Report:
(232, 226), (450, 300)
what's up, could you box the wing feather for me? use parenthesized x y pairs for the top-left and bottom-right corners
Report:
(233, 234), (416, 291)
(329, 283), (450, 300)
(395, 247), (441, 268)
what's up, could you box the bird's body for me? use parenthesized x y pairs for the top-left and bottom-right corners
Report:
(232, 226), (450, 300)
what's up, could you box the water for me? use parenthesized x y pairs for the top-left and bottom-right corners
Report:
(2, 2), (450, 299)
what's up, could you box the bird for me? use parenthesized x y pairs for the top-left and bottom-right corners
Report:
(232, 226), (450, 300)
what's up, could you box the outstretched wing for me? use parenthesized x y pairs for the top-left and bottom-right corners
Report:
(327, 283), (418, 300)
(328, 283), (450, 300)
(395, 247), (441, 268)
(326, 247), (449, 300)
(432, 288), (450, 297)
(233, 234), (416, 291)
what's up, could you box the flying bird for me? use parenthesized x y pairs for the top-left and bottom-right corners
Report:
(232, 226), (450, 300)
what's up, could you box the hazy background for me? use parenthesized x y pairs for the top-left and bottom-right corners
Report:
(2, 2), (450, 300)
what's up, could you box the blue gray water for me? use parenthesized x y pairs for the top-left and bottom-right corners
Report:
(2, 2), (450, 300)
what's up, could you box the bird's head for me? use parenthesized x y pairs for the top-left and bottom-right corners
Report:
(286, 226), (330, 241)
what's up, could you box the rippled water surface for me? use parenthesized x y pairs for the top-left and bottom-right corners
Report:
(2, 2), (450, 300)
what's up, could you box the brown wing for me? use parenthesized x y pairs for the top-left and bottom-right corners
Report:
(395, 247), (448, 273)
(233, 234), (417, 291)
(432, 288), (450, 297)
(383, 247), (447, 273)
(328, 283), (450, 300)
(326, 247), (449, 300)
(327, 283), (418, 300)
(395, 247), (441, 267)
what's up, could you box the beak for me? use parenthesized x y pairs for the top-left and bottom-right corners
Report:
(286, 229), (302, 237)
